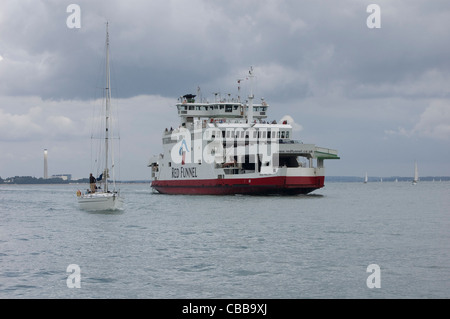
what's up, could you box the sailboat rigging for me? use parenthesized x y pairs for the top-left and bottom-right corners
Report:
(77, 22), (124, 211)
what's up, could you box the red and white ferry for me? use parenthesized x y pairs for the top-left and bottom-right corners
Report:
(148, 71), (339, 195)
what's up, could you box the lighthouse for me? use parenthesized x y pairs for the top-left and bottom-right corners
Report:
(44, 149), (48, 179)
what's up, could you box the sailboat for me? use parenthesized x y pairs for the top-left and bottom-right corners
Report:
(412, 161), (419, 185)
(77, 23), (124, 211)
(364, 172), (368, 183)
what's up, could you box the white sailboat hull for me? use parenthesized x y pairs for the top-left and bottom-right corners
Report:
(78, 192), (124, 211)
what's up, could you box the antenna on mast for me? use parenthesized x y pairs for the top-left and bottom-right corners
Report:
(237, 78), (244, 102)
(197, 86), (202, 102)
(247, 66), (254, 123)
(213, 92), (220, 103)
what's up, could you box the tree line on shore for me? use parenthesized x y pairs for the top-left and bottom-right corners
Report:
(1, 175), (448, 184)
(0, 176), (150, 184)
(0, 176), (89, 184)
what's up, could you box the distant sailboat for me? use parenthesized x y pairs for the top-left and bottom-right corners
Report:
(412, 161), (419, 185)
(364, 172), (368, 183)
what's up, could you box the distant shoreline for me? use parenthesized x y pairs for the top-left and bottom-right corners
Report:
(0, 176), (151, 185)
(1, 175), (449, 185)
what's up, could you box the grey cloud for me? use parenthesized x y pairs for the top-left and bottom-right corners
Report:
(1, 0), (450, 102)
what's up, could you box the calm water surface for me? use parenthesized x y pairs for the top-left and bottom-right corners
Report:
(0, 181), (449, 298)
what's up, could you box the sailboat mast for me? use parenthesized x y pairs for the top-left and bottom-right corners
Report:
(105, 22), (111, 192)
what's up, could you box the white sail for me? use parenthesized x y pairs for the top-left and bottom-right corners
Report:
(412, 161), (419, 185)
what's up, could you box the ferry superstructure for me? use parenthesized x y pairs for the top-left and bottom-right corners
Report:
(148, 74), (339, 195)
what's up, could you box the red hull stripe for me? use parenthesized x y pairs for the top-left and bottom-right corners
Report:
(151, 176), (324, 195)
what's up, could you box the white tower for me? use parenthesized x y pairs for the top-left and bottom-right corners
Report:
(44, 149), (48, 179)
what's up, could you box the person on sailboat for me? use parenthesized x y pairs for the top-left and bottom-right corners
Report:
(89, 173), (96, 193)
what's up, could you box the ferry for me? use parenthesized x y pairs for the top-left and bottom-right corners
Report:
(148, 70), (339, 195)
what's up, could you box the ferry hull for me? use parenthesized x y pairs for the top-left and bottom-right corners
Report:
(151, 176), (324, 195)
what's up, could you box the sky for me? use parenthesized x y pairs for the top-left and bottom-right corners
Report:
(1, 0), (450, 180)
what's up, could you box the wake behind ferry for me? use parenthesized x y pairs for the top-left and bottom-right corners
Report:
(148, 70), (339, 195)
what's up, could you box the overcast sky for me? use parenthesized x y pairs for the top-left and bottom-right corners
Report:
(1, 0), (450, 180)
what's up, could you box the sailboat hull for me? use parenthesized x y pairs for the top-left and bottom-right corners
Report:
(78, 192), (124, 211)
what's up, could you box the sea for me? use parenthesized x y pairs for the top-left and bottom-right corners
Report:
(0, 181), (449, 300)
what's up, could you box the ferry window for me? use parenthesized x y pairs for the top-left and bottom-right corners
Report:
(189, 106), (194, 110)
(227, 131), (230, 138)
(225, 105), (232, 112)
(286, 131), (290, 138)
(241, 131), (245, 138)
(262, 107), (267, 112)
(277, 131), (281, 138)
(234, 105), (238, 110)
(281, 131), (285, 138)
(253, 131), (257, 138)
(196, 106), (201, 110)
(267, 131), (270, 138)
(220, 105), (224, 110)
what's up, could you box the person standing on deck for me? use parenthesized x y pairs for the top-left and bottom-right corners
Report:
(89, 173), (96, 193)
